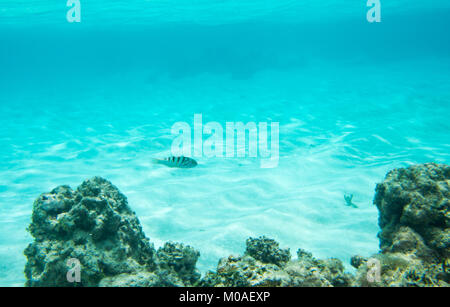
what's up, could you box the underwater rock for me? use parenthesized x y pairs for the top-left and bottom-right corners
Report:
(245, 236), (291, 266)
(200, 254), (289, 287)
(353, 163), (449, 286)
(353, 249), (449, 287)
(350, 255), (368, 269)
(24, 177), (156, 286)
(156, 242), (201, 286)
(99, 272), (160, 287)
(24, 177), (200, 287)
(24, 163), (449, 287)
(200, 238), (353, 287)
(375, 163), (449, 259)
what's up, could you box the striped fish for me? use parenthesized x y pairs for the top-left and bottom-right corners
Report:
(152, 156), (198, 169)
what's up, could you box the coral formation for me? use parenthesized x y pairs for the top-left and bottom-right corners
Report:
(156, 242), (201, 286)
(245, 236), (291, 266)
(353, 163), (449, 286)
(24, 177), (200, 287)
(24, 163), (449, 287)
(200, 237), (353, 287)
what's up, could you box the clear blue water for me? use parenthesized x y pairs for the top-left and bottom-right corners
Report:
(1, 1), (450, 286)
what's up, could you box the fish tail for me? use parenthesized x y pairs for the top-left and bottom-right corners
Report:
(151, 158), (163, 165)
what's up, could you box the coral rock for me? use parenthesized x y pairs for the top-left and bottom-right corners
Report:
(156, 242), (201, 286)
(245, 236), (291, 266)
(24, 177), (200, 287)
(200, 238), (353, 287)
(375, 163), (449, 260)
(354, 163), (450, 287)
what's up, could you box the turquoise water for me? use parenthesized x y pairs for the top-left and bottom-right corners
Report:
(1, 1), (450, 286)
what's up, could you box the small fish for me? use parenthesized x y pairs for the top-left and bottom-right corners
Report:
(152, 156), (198, 169)
(344, 193), (358, 208)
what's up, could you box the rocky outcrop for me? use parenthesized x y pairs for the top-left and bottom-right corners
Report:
(24, 177), (200, 287)
(245, 237), (291, 266)
(24, 163), (450, 287)
(200, 236), (353, 287)
(202, 163), (449, 287)
(353, 163), (449, 286)
(155, 242), (201, 286)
